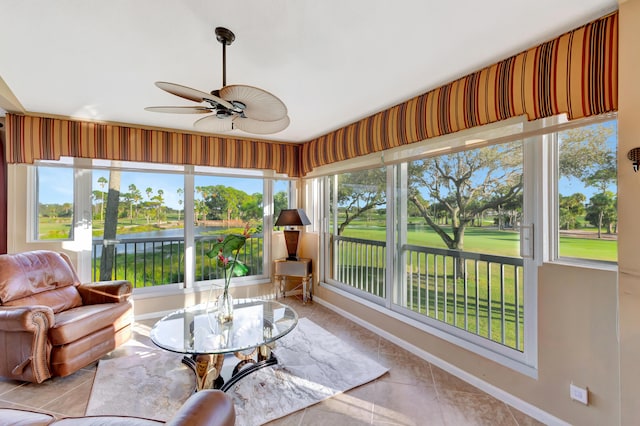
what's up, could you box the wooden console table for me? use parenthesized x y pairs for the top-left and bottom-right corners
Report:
(274, 258), (312, 303)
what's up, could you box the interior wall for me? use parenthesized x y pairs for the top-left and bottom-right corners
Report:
(314, 263), (618, 424)
(615, 0), (640, 423)
(0, 118), (7, 254)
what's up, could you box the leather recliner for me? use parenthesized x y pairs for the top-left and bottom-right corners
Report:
(0, 250), (133, 383)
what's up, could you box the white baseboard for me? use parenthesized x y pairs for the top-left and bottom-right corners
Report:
(313, 296), (569, 426)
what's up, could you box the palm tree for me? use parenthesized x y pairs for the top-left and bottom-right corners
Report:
(97, 176), (107, 222)
(128, 184), (141, 224)
(155, 189), (165, 224)
(177, 188), (184, 222)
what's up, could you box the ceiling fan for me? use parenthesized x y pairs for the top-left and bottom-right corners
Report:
(145, 27), (289, 135)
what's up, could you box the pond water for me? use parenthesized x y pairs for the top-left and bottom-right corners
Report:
(92, 226), (224, 256)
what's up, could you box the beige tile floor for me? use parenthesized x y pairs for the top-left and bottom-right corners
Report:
(0, 298), (544, 425)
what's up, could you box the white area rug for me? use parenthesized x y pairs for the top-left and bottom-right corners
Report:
(87, 318), (389, 425)
(86, 342), (193, 421)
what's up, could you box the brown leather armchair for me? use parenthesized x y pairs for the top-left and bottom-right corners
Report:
(0, 389), (236, 425)
(0, 250), (133, 383)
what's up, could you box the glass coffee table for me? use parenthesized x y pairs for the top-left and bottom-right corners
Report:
(150, 298), (298, 392)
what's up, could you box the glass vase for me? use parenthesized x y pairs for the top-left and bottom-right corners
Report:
(217, 291), (234, 323)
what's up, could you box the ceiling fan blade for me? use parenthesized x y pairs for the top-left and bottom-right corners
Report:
(194, 114), (234, 133)
(219, 85), (287, 122)
(155, 81), (235, 110)
(145, 106), (213, 114)
(233, 115), (290, 135)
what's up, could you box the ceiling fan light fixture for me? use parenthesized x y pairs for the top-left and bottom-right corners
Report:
(194, 114), (234, 133)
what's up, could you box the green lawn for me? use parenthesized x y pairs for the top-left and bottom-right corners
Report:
(337, 223), (616, 350)
(341, 225), (617, 262)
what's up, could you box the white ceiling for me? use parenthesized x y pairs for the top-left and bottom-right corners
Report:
(0, 0), (618, 143)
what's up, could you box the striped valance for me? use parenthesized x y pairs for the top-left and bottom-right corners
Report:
(5, 114), (301, 177)
(300, 12), (618, 176)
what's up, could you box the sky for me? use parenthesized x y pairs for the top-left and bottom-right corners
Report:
(38, 164), (612, 210)
(38, 120), (617, 209)
(38, 168), (285, 210)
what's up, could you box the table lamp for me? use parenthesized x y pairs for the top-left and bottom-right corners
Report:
(275, 209), (311, 261)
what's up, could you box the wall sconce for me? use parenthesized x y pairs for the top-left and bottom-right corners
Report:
(627, 148), (640, 172)
(275, 209), (311, 261)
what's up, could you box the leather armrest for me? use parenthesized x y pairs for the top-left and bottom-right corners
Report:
(167, 389), (236, 426)
(0, 305), (55, 332)
(0, 306), (55, 383)
(77, 280), (132, 305)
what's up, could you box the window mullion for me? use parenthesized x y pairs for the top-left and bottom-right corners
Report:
(183, 169), (195, 288)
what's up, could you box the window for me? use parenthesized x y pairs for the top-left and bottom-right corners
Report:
(316, 114), (618, 374)
(398, 142), (525, 352)
(194, 175), (265, 283)
(92, 169), (185, 286)
(34, 166), (74, 241)
(556, 119), (617, 263)
(32, 159), (279, 290)
(327, 167), (387, 300)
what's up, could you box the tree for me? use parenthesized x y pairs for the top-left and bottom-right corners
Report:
(240, 193), (263, 222)
(154, 189), (165, 224)
(408, 143), (523, 251)
(559, 124), (617, 238)
(143, 187), (154, 224)
(198, 185), (253, 222)
(559, 125), (615, 185)
(335, 168), (386, 235)
(97, 176), (107, 222)
(176, 188), (184, 222)
(273, 191), (288, 221)
(128, 184), (141, 224)
(100, 170), (121, 280)
(585, 191), (617, 238)
(559, 193), (586, 230)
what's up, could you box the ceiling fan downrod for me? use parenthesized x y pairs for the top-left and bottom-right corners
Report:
(215, 27), (235, 89)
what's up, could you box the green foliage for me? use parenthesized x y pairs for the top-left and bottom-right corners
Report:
(559, 193), (586, 230)
(407, 142), (523, 250)
(585, 191), (617, 237)
(204, 227), (253, 293)
(333, 168), (387, 235)
(558, 125), (615, 187)
(273, 191), (289, 221)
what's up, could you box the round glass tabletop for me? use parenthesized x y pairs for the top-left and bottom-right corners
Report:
(150, 298), (298, 355)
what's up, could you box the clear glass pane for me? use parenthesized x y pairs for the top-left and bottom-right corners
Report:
(402, 142), (524, 351)
(92, 170), (185, 286)
(36, 166), (74, 240)
(328, 167), (387, 298)
(557, 120), (618, 262)
(273, 180), (290, 226)
(194, 176), (265, 283)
